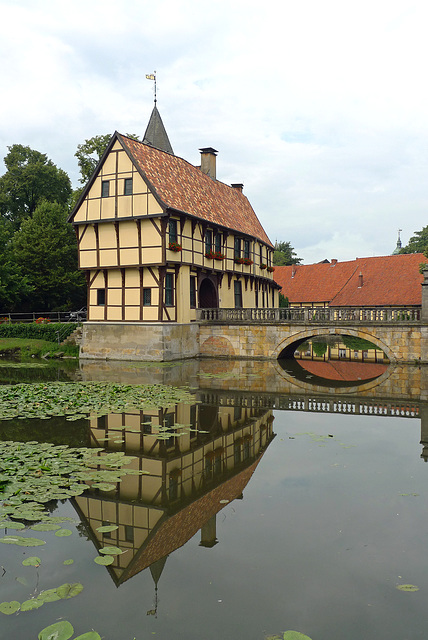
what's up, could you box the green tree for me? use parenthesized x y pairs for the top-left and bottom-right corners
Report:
(0, 220), (32, 312)
(12, 201), (86, 311)
(400, 225), (428, 254)
(0, 144), (72, 230)
(75, 133), (141, 185)
(273, 241), (302, 266)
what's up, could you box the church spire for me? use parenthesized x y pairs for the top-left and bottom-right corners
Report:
(144, 71), (174, 154)
(392, 228), (402, 255)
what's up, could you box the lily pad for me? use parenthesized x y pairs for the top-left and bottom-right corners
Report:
(396, 584), (419, 592)
(31, 523), (62, 532)
(0, 600), (21, 615)
(22, 556), (41, 567)
(37, 588), (61, 603)
(63, 559), (74, 565)
(56, 582), (84, 599)
(283, 633), (313, 640)
(74, 633), (102, 640)
(99, 545), (123, 555)
(96, 524), (118, 533)
(38, 620), (74, 640)
(0, 535), (45, 547)
(55, 528), (72, 537)
(21, 598), (44, 611)
(94, 555), (114, 565)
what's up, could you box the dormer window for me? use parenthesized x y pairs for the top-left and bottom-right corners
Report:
(101, 181), (110, 198)
(124, 178), (132, 195)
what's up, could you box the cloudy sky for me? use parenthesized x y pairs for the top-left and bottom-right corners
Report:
(1, 0), (427, 263)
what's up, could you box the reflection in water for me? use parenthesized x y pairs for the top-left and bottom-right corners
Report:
(72, 399), (275, 596)
(279, 356), (389, 387)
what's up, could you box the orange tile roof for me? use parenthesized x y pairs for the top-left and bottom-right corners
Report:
(297, 360), (388, 381)
(274, 254), (428, 306)
(119, 134), (273, 246)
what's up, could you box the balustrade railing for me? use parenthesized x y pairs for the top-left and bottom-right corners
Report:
(196, 306), (421, 324)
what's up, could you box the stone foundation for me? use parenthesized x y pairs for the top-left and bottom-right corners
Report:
(80, 322), (199, 361)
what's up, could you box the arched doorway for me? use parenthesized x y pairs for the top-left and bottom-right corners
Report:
(199, 278), (218, 308)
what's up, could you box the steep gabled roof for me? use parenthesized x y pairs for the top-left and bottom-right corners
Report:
(274, 253), (428, 306)
(119, 134), (273, 246)
(143, 105), (174, 154)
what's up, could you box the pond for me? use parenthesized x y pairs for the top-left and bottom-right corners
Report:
(0, 357), (427, 640)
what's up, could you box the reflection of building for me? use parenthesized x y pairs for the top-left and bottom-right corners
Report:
(294, 337), (387, 363)
(73, 400), (275, 587)
(274, 254), (428, 310)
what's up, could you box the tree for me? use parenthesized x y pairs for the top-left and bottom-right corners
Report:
(400, 225), (428, 254)
(12, 201), (86, 311)
(273, 241), (302, 266)
(0, 144), (72, 230)
(75, 133), (141, 185)
(0, 219), (32, 312)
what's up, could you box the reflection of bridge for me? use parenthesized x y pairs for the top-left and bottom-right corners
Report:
(197, 307), (428, 363)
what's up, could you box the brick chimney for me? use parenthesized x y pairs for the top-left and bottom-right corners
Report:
(331, 259), (337, 266)
(231, 183), (244, 193)
(358, 272), (363, 288)
(199, 147), (218, 180)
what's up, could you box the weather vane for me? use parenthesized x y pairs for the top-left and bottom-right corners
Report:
(145, 70), (157, 104)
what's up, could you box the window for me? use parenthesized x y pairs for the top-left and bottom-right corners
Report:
(243, 440), (250, 461)
(234, 442), (241, 464)
(260, 244), (263, 263)
(169, 219), (177, 244)
(205, 230), (212, 254)
(234, 237), (241, 258)
(244, 240), (250, 260)
(234, 280), (242, 308)
(101, 181), (109, 198)
(214, 233), (222, 253)
(124, 525), (134, 542)
(124, 178), (132, 195)
(142, 415), (152, 434)
(190, 276), (196, 308)
(143, 288), (151, 306)
(165, 273), (174, 306)
(169, 477), (178, 501)
(97, 289), (106, 306)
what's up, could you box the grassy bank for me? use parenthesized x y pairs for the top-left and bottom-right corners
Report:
(0, 337), (79, 359)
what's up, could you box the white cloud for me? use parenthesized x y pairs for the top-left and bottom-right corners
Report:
(1, 0), (427, 261)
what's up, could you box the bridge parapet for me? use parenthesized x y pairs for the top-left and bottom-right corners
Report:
(197, 307), (422, 324)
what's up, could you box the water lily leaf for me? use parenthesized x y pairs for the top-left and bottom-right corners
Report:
(21, 598), (44, 611)
(99, 545), (123, 555)
(16, 576), (28, 586)
(55, 528), (72, 537)
(94, 555), (114, 565)
(74, 633), (102, 640)
(56, 582), (84, 599)
(396, 584), (419, 592)
(92, 483), (116, 491)
(31, 523), (62, 531)
(0, 600), (21, 615)
(63, 559), (74, 565)
(23, 556), (41, 567)
(3, 521), (25, 530)
(283, 633), (313, 640)
(96, 525), (118, 533)
(38, 620), (74, 640)
(0, 535), (45, 547)
(37, 588), (61, 603)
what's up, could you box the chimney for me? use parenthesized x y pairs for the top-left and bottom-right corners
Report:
(331, 259), (337, 266)
(292, 265), (297, 278)
(231, 183), (244, 193)
(199, 515), (218, 548)
(199, 147), (218, 180)
(358, 272), (363, 288)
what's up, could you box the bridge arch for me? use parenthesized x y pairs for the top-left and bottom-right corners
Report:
(272, 327), (397, 362)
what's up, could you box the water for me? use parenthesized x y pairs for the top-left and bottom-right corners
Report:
(0, 358), (427, 640)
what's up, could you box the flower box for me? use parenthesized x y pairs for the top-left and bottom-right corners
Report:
(235, 257), (253, 266)
(260, 263), (267, 269)
(267, 266), (275, 272)
(168, 242), (182, 252)
(205, 251), (225, 260)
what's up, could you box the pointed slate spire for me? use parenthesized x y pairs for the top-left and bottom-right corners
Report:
(143, 105), (174, 155)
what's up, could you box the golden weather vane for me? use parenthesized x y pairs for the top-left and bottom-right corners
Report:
(145, 70), (157, 103)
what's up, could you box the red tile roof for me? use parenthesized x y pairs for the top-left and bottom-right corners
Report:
(274, 254), (428, 306)
(297, 360), (388, 381)
(119, 134), (273, 246)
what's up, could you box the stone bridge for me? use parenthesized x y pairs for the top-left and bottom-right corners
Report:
(197, 307), (428, 364)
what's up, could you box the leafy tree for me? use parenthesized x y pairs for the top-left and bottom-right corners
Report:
(273, 241), (302, 266)
(0, 220), (32, 312)
(400, 225), (428, 254)
(12, 201), (86, 311)
(75, 133), (141, 184)
(0, 144), (72, 230)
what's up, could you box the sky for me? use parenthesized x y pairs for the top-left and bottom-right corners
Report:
(1, 0), (427, 264)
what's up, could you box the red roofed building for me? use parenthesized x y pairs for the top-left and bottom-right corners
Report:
(274, 254), (428, 309)
(70, 107), (278, 329)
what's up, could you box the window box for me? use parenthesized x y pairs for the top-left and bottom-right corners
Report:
(235, 257), (253, 265)
(168, 242), (182, 252)
(267, 266), (275, 272)
(205, 251), (225, 260)
(260, 263), (267, 269)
